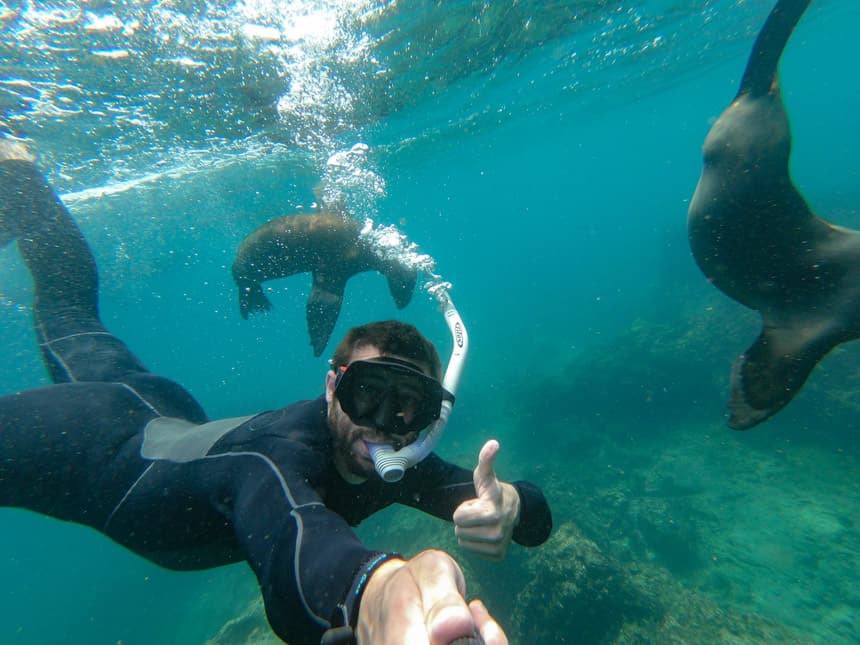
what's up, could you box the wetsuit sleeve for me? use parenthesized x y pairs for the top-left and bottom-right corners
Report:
(224, 438), (393, 645)
(399, 454), (553, 547)
(510, 480), (553, 546)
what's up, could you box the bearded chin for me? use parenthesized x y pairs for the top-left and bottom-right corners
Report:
(329, 405), (371, 479)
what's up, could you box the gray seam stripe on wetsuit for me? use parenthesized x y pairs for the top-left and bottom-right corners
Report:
(141, 415), (255, 462)
(139, 418), (331, 628)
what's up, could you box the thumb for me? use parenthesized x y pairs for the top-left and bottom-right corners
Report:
(473, 439), (502, 502)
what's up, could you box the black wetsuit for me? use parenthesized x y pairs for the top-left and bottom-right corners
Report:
(0, 157), (552, 644)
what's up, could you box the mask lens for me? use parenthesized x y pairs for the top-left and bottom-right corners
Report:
(334, 359), (444, 435)
(349, 371), (388, 417)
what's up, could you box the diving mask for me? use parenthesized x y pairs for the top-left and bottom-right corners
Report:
(333, 356), (455, 436)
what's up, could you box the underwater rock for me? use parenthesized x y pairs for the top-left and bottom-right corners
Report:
(509, 521), (659, 643)
(499, 521), (804, 643)
(206, 598), (279, 645)
(628, 496), (704, 575)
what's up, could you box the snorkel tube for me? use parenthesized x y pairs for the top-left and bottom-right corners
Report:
(368, 286), (469, 482)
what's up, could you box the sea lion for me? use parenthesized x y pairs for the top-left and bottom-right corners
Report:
(232, 213), (417, 356)
(688, 0), (860, 429)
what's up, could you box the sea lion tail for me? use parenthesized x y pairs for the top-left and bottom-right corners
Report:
(237, 281), (273, 319)
(738, 0), (811, 98)
(727, 315), (836, 429)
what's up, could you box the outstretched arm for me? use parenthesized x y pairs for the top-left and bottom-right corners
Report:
(227, 437), (383, 644)
(229, 438), (506, 645)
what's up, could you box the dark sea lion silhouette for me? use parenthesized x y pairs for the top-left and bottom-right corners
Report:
(232, 213), (417, 356)
(688, 0), (860, 429)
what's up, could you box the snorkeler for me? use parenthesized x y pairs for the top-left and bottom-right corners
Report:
(0, 139), (552, 645)
(687, 0), (860, 429)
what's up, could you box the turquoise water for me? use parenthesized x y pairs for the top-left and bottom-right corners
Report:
(1, 0), (859, 642)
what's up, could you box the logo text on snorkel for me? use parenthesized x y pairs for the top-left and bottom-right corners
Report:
(454, 322), (464, 348)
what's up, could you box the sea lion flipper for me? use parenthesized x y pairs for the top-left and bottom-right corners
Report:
(384, 262), (417, 310)
(237, 281), (273, 319)
(728, 315), (834, 429)
(306, 275), (346, 357)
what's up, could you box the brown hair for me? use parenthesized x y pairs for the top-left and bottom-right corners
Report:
(331, 320), (442, 379)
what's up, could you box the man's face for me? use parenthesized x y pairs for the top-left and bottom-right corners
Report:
(325, 344), (424, 482)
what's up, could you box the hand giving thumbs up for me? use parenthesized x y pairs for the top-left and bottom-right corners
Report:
(452, 440), (521, 560)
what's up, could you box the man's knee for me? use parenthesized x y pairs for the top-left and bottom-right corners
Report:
(119, 372), (209, 424)
(38, 328), (149, 384)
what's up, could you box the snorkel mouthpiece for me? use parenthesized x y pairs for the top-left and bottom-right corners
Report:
(366, 441), (414, 483)
(368, 288), (468, 482)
